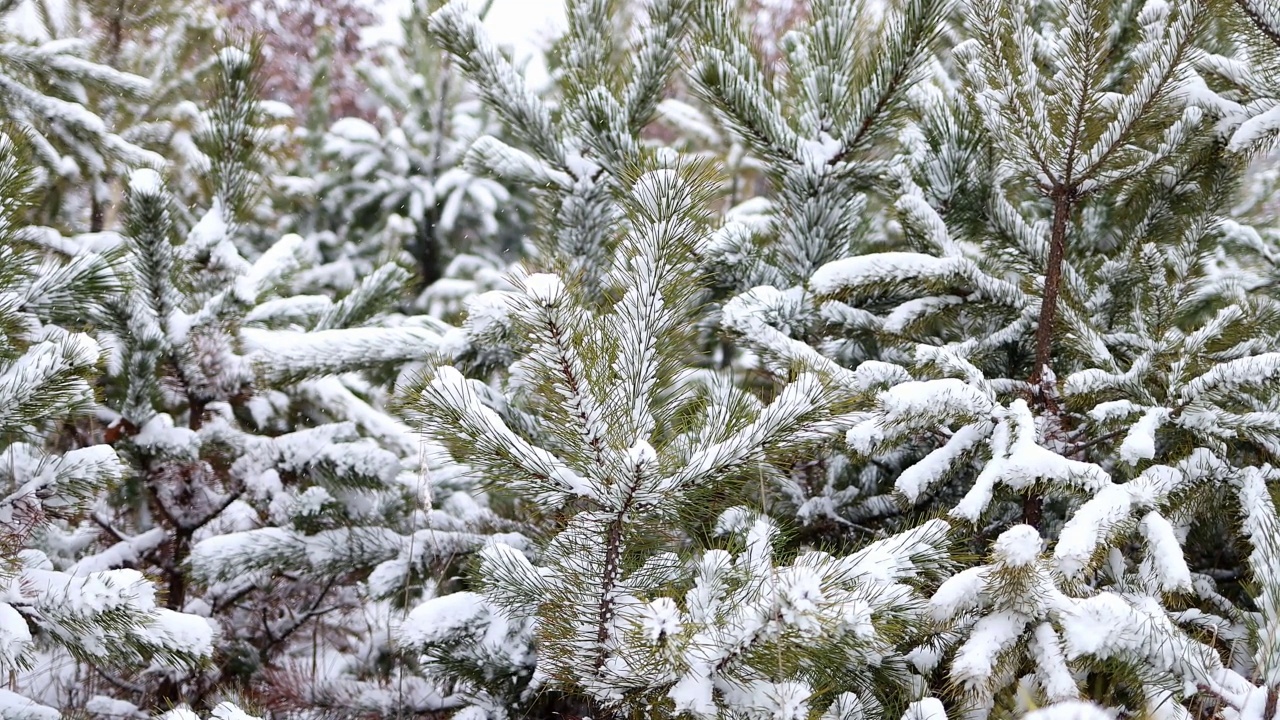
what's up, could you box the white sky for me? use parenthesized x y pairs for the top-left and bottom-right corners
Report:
(372, 0), (567, 89)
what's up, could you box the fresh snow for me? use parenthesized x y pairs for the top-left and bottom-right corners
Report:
(992, 524), (1041, 567)
(5, 0), (1280, 715)
(1119, 408), (1166, 464)
(896, 423), (986, 503)
(1229, 104), (1280, 151)
(811, 253), (966, 295)
(127, 168), (163, 195)
(878, 379), (993, 426)
(1022, 702), (1113, 720)
(401, 591), (490, 646)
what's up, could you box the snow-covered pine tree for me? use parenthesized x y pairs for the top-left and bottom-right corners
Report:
(397, 5), (965, 719)
(1196, 0), (1280, 234)
(76, 0), (229, 231)
(404, 155), (956, 720)
(1199, 0), (1280, 155)
(0, 0), (162, 228)
(0, 128), (212, 719)
(57, 46), (476, 710)
(404, 0), (722, 386)
(694, 0), (955, 542)
(692, 0), (949, 303)
(187, 42), (294, 253)
(713, 0), (1280, 714)
(46, 0), (225, 233)
(649, 0), (813, 187)
(426, 0), (700, 298)
(651, 93), (770, 228)
(301, 0), (527, 294)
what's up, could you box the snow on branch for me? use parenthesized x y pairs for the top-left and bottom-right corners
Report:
(413, 366), (592, 504)
(245, 326), (444, 384)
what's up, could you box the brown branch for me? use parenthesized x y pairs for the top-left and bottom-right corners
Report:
(182, 485), (244, 533)
(595, 515), (624, 668)
(1234, 0), (1280, 50)
(841, 48), (916, 160)
(1065, 428), (1127, 457)
(594, 464), (643, 670)
(1023, 186), (1077, 528)
(546, 317), (607, 467)
(256, 578), (339, 663)
(165, 534), (191, 612)
(209, 578), (260, 615)
(93, 665), (144, 695)
(90, 513), (126, 544)
(1079, 27), (1195, 181)
(188, 397), (206, 431)
(1030, 186), (1076, 387)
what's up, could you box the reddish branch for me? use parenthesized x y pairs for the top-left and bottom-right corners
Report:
(1031, 189), (1077, 388)
(1233, 0), (1280, 50)
(1023, 185), (1077, 528)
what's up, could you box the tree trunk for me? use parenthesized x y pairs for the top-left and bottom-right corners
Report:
(1024, 185), (1075, 527)
(413, 210), (444, 290)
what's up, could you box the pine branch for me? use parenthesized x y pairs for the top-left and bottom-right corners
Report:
(1030, 187), (1078, 390)
(1233, 0), (1280, 50)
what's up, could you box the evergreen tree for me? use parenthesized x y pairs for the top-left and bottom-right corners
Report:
(78, 0), (231, 232)
(2, 0), (1279, 716)
(0, 0), (161, 228)
(404, 153), (955, 720)
(692, 0), (949, 296)
(1199, 0), (1280, 257)
(394, 3), (973, 719)
(1200, 0), (1280, 155)
(58, 46), (469, 710)
(651, 94), (770, 221)
(301, 0), (529, 294)
(0, 129), (212, 718)
(427, 0), (698, 297)
(62, 0), (225, 232)
(696, 0), (956, 543)
(722, 0), (1280, 714)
